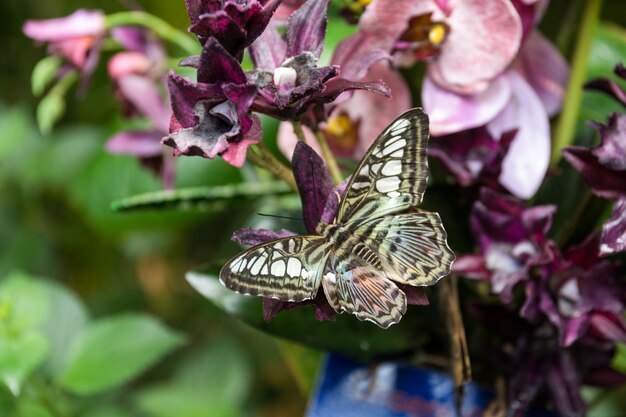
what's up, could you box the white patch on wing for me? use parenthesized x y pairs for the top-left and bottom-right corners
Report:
(376, 176), (401, 193)
(358, 165), (369, 176)
(352, 182), (369, 189)
(261, 265), (269, 275)
(250, 254), (267, 275)
(382, 160), (402, 176)
(391, 150), (404, 158)
(287, 258), (302, 278)
(390, 118), (409, 132)
(371, 163), (382, 174)
(271, 260), (286, 276)
(324, 272), (336, 283)
(288, 240), (295, 252)
(382, 139), (406, 156)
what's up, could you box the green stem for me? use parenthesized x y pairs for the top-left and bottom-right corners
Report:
(52, 70), (79, 96)
(315, 132), (343, 185)
(247, 144), (297, 191)
(292, 120), (306, 142)
(551, 0), (603, 165)
(105, 11), (199, 56)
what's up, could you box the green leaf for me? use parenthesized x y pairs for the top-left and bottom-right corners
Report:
(59, 314), (185, 395)
(0, 272), (51, 394)
(36, 92), (65, 136)
(39, 282), (89, 378)
(186, 268), (431, 361)
(110, 181), (292, 213)
(611, 343), (626, 373)
(136, 339), (250, 417)
(31, 56), (63, 97)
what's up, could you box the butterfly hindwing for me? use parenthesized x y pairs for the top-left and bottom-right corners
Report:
(337, 108), (430, 224)
(356, 209), (456, 286)
(322, 256), (407, 328)
(220, 236), (328, 302)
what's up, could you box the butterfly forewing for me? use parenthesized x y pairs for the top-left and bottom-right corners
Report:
(322, 256), (407, 328)
(336, 109), (429, 224)
(220, 236), (328, 302)
(355, 209), (456, 286)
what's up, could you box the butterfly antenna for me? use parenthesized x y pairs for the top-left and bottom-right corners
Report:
(256, 212), (302, 221)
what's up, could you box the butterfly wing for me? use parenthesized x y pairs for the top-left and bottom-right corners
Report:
(322, 256), (407, 328)
(336, 108), (429, 224)
(356, 209), (455, 286)
(220, 235), (329, 302)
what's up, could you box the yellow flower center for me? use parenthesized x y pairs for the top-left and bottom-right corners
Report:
(428, 23), (447, 46)
(347, 0), (372, 14)
(324, 113), (359, 154)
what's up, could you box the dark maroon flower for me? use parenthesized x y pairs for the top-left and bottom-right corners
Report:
(584, 63), (626, 107)
(163, 37), (260, 167)
(248, 0), (389, 121)
(454, 188), (556, 302)
(428, 127), (516, 189)
(563, 114), (626, 255)
(185, 0), (283, 57)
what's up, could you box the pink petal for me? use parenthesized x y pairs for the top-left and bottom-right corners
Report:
(108, 52), (152, 80)
(23, 9), (105, 42)
(430, 0), (522, 94)
(221, 115), (263, 167)
(277, 121), (321, 160)
(332, 63), (411, 158)
(517, 31), (569, 117)
(488, 71), (550, 199)
(106, 130), (163, 158)
(359, 0), (441, 53)
(118, 75), (171, 132)
(423, 73), (512, 136)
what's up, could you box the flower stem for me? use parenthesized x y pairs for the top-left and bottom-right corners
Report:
(315, 132), (343, 185)
(105, 11), (199, 56)
(247, 144), (297, 191)
(551, 0), (603, 165)
(292, 120), (306, 141)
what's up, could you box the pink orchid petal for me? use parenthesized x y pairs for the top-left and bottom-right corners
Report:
(221, 115), (263, 167)
(423, 73), (512, 136)
(106, 130), (164, 158)
(118, 75), (171, 132)
(331, 33), (391, 81)
(277, 121), (321, 160)
(488, 71), (550, 199)
(23, 9), (105, 41)
(430, 0), (522, 94)
(517, 31), (569, 117)
(108, 52), (152, 80)
(333, 63), (411, 158)
(359, 0), (440, 53)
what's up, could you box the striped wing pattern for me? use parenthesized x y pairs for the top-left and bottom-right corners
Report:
(337, 109), (430, 224)
(356, 209), (456, 286)
(220, 235), (328, 302)
(220, 108), (455, 328)
(321, 256), (407, 329)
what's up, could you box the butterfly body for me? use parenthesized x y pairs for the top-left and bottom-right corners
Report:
(220, 108), (455, 328)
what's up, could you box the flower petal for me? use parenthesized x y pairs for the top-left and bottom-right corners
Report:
(517, 31), (569, 117)
(489, 71), (550, 199)
(423, 73), (512, 136)
(292, 141), (333, 233)
(167, 70), (224, 129)
(285, 0), (329, 58)
(249, 22), (287, 70)
(197, 37), (247, 85)
(23, 9), (105, 41)
(118, 75), (171, 132)
(221, 114), (263, 167)
(430, 0), (522, 94)
(106, 130), (164, 158)
(600, 199), (626, 256)
(232, 227), (296, 246)
(331, 33), (391, 81)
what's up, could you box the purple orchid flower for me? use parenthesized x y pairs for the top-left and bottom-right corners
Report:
(23, 9), (105, 86)
(185, 0), (283, 57)
(248, 0), (389, 121)
(163, 37), (260, 167)
(563, 64), (626, 256)
(423, 31), (569, 199)
(428, 127), (517, 190)
(232, 141), (429, 322)
(454, 188), (557, 303)
(105, 27), (174, 188)
(357, 0), (522, 94)
(276, 32), (408, 161)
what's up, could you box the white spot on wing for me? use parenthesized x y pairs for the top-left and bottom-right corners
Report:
(382, 160), (402, 176)
(250, 254), (267, 275)
(390, 118), (409, 132)
(271, 260), (286, 276)
(261, 265), (269, 275)
(286, 258), (302, 278)
(324, 272), (336, 283)
(391, 150), (404, 158)
(352, 182), (369, 189)
(376, 176), (401, 193)
(382, 139), (406, 156)
(371, 163), (382, 174)
(358, 165), (369, 176)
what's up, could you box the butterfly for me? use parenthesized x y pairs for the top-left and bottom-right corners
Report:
(220, 108), (455, 328)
